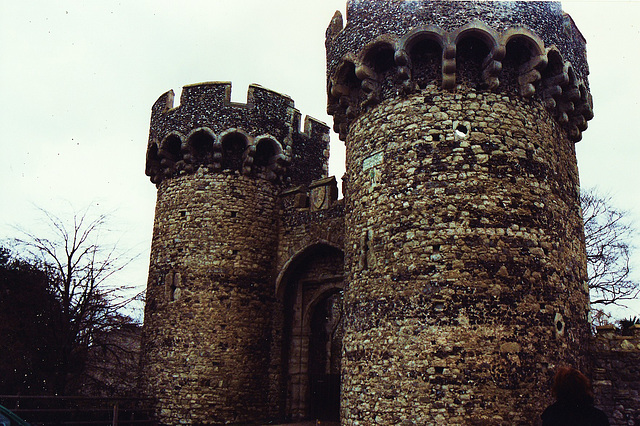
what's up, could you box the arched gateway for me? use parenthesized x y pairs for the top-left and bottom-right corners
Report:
(277, 243), (344, 422)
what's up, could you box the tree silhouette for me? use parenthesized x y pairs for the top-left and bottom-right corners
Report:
(12, 207), (140, 395)
(581, 189), (639, 310)
(0, 246), (62, 394)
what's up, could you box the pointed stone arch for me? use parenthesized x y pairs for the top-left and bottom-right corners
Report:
(275, 242), (344, 422)
(276, 242), (344, 298)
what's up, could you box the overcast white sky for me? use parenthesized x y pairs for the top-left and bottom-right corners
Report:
(1, 1), (638, 319)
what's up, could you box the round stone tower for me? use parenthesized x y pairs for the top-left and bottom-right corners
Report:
(326, 1), (594, 424)
(140, 82), (329, 424)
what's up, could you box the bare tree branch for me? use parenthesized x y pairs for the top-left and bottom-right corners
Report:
(581, 188), (639, 312)
(12, 205), (140, 395)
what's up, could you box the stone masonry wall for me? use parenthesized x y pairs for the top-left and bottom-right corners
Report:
(136, 1), (640, 423)
(592, 325), (640, 426)
(269, 180), (345, 420)
(140, 171), (280, 424)
(326, 1), (588, 84)
(340, 86), (591, 425)
(140, 81), (331, 424)
(146, 82), (330, 188)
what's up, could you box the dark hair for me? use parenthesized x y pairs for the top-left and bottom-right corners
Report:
(552, 366), (594, 405)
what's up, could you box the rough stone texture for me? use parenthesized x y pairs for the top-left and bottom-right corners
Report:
(326, 1), (592, 143)
(272, 184), (345, 421)
(340, 87), (591, 425)
(139, 83), (342, 424)
(326, 0), (588, 83)
(141, 173), (280, 424)
(327, 1), (594, 424)
(145, 82), (330, 188)
(592, 325), (640, 426)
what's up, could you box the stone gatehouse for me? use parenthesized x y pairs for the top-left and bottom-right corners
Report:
(139, 1), (639, 425)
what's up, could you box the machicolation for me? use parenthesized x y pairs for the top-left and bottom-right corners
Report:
(146, 82), (330, 187)
(139, 1), (639, 425)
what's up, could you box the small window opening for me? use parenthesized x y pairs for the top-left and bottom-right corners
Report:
(169, 282), (177, 302)
(435, 366), (445, 375)
(361, 231), (369, 270)
(432, 133), (440, 142)
(454, 123), (469, 139)
(554, 312), (565, 335)
(456, 124), (468, 135)
(230, 211), (237, 218)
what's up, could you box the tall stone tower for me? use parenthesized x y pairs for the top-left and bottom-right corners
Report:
(326, 1), (593, 424)
(139, 82), (329, 424)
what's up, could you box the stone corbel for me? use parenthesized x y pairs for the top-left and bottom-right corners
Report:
(442, 44), (457, 90)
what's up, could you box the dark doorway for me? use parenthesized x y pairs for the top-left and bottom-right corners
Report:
(308, 291), (342, 421)
(279, 244), (344, 422)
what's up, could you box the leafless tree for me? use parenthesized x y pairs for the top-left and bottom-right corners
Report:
(13, 206), (141, 395)
(581, 189), (639, 310)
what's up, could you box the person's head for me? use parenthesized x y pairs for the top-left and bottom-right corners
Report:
(552, 366), (594, 404)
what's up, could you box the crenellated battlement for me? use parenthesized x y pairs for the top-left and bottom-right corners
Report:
(325, 1), (592, 142)
(326, 1), (587, 78)
(146, 82), (330, 186)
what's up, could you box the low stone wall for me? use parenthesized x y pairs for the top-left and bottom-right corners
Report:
(592, 325), (640, 426)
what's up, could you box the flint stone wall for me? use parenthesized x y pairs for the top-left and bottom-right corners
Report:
(326, 0), (588, 83)
(271, 180), (345, 420)
(138, 1), (639, 424)
(141, 171), (280, 424)
(341, 85), (590, 424)
(592, 325), (640, 426)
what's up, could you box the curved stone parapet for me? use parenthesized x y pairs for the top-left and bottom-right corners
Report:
(146, 126), (291, 184)
(147, 82), (330, 186)
(326, 1), (592, 142)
